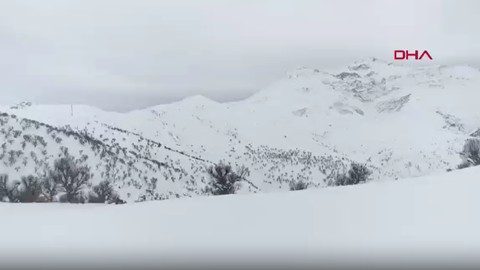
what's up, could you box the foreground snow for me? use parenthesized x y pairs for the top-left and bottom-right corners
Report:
(1, 167), (480, 268)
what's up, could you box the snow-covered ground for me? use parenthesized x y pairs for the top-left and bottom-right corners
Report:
(1, 166), (480, 268)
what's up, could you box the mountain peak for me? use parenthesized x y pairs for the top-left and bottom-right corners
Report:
(180, 94), (215, 104)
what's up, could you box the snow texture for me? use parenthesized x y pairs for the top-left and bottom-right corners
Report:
(1, 166), (480, 268)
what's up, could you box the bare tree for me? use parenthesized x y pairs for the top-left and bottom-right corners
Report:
(49, 148), (92, 203)
(0, 175), (20, 202)
(40, 177), (58, 202)
(17, 175), (42, 202)
(0, 174), (7, 201)
(204, 162), (250, 195)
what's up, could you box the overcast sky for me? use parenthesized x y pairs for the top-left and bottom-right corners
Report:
(0, 0), (479, 111)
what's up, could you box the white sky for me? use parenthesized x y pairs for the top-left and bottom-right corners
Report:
(0, 0), (479, 111)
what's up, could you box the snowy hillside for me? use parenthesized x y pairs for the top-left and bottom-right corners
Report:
(1, 166), (480, 268)
(1, 58), (479, 202)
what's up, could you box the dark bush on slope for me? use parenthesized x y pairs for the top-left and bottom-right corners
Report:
(17, 175), (42, 202)
(0, 174), (20, 202)
(40, 176), (58, 202)
(458, 139), (480, 169)
(289, 180), (309, 191)
(204, 162), (250, 195)
(333, 162), (372, 186)
(89, 180), (121, 203)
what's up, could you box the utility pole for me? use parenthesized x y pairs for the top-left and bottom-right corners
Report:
(71, 104), (73, 117)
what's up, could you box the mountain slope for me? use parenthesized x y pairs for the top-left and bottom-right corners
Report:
(1, 58), (479, 201)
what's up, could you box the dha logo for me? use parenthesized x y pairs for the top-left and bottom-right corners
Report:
(394, 50), (432, 60)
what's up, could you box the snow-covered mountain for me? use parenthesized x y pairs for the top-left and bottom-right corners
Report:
(1, 58), (479, 202)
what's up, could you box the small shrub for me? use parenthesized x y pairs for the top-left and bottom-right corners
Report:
(333, 173), (351, 186)
(58, 192), (86, 203)
(348, 162), (372, 185)
(89, 180), (120, 203)
(113, 197), (127, 204)
(289, 180), (309, 191)
(333, 162), (372, 186)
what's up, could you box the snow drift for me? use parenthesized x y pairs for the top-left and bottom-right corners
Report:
(1, 166), (480, 268)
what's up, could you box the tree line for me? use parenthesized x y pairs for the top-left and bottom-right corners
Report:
(0, 147), (125, 204)
(1, 149), (382, 202)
